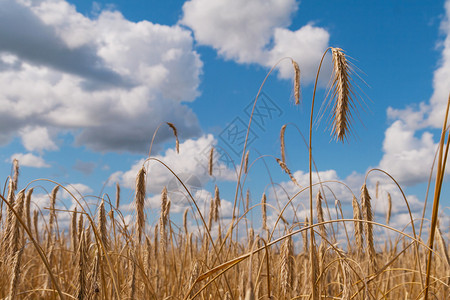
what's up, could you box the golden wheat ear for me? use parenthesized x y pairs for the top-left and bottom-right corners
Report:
(326, 47), (364, 142)
(166, 122), (179, 153)
(292, 60), (301, 105)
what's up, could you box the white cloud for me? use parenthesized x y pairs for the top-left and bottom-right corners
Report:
(266, 25), (330, 80)
(267, 168), (425, 236)
(0, 0), (203, 152)
(112, 134), (236, 196)
(10, 152), (50, 168)
(427, 0), (450, 128)
(377, 0), (450, 186)
(378, 121), (439, 186)
(181, 0), (329, 82)
(20, 126), (58, 152)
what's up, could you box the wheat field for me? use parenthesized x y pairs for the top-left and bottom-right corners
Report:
(0, 48), (449, 300)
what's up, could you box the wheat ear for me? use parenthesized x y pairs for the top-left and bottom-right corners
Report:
(292, 60), (301, 105)
(261, 192), (267, 231)
(166, 122), (179, 153)
(361, 184), (376, 269)
(135, 166), (146, 243)
(209, 147), (214, 175)
(329, 47), (356, 142)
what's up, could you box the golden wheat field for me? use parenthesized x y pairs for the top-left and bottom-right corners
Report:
(1, 48), (449, 300)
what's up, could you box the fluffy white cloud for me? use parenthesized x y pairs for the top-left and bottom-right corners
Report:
(378, 0), (450, 186)
(181, 0), (329, 82)
(10, 152), (50, 168)
(111, 134), (236, 196)
(0, 0), (203, 152)
(427, 0), (450, 128)
(20, 126), (58, 152)
(378, 120), (441, 186)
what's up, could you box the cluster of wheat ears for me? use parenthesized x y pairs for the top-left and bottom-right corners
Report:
(0, 48), (449, 299)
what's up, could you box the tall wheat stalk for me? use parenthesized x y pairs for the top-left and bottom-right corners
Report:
(423, 93), (450, 300)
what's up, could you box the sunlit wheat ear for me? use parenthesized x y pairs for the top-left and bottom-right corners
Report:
(77, 213), (84, 245)
(12, 158), (19, 191)
(24, 188), (33, 231)
(316, 191), (326, 239)
(302, 217), (309, 252)
(48, 186), (59, 245)
(261, 192), (267, 231)
(98, 199), (108, 250)
(3, 179), (15, 248)
(361, 184), (376, 268)
(276, 158), (299, 186)
(280, 233), (294, 296)
(9, 189), (24, 257)
(8, 246), (23, 300)
(436, 225), (450, 267)
(188, 260), (200, 298)
(135, 166), (146, 243)
(328, 47), (357, 142)
(129, 258), (137, 300)
(160, 187), (170, 251)
(33, 209), (40, 244)
(351, 196), (364, 255)
(166, 122), (179, 153)
(292, 60), (301, 105)
(71, 207), (78, 252)
(280, 125), (287, 164)
(386, 192), (392, 225)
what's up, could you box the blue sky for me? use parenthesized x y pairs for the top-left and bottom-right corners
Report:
(0, 0), (449, 232)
